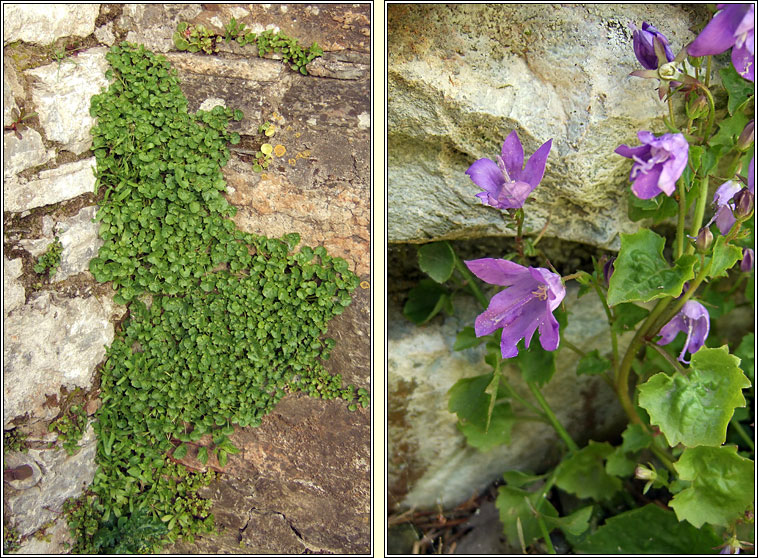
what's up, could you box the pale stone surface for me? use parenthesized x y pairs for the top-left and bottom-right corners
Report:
(387, 4), (712, 250)
(27, 48), (110, 155)
(2, 4), (100, 45)
(388, 286), (629, 509)
(3, 257), (25, 316)
(4, 424), (97, 537)
(4, 61), (21, 126)
(52, 206), (103, 283)
(119, 3), (203, 53)
(3, 128), (56, 178)
(4, 157), (96, 212)
(94, 20), (116, 46)
(15, 516), (73, 555)
(3, 292), (123, 428)
(164, 53), (283, 82)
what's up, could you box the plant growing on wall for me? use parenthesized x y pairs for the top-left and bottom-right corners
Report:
(64, 41), (364, 553)
(403, 5), (754, 554)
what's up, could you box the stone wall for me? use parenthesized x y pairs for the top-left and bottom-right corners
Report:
(3, 4), (370, 554)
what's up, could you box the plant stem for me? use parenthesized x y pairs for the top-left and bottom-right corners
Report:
(686, 174), (710, 255)
(699, 83), (716, 144)
(453, 256), (489, 309)
(645, 340), (687, 375)
(537, 516), (556, 554)
(676, 176), (687, 259)
(560, 338), (585, 357)
(500, 375), (546, 418)
(730, 420), (755, 452)
(592, 281), (619, 373)
(527, 382), (579, 452)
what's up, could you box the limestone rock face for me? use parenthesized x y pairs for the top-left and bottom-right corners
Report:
(3, 158), (96, 212)
(3, 292), (124, 428)
(27, 48), (110, 155)
(3, 128), (55, 178)
(387, 4), (710, 250)
(52, 206), (103, 283)
(2, 4), (100, 45)
(3, 257), (25, 316)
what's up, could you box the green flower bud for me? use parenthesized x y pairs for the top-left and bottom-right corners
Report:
(734, 188), (754, 219)
(695, 226), (713, 253)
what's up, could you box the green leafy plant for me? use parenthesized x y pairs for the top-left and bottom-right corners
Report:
(33, 237), (63, 277)
(74, 41), (365, 553)
(173, 20), (323, 75)
(3, 523), (21, 553)
(49, 403), (87, 456)
(3, 107), (37, 140)
(4, 428), (28, 453)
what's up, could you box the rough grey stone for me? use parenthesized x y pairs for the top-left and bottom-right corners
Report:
(27, 48), (110, 155)
(387, 4), (712, 250)
(3, 157), (96, 213)
(4, 424), (97, 537)
(15, 516), (73, 556)
(3, 257), (25, 316)
(3, 292), (124, 428)
(4, 61), (21, 126)
(94, 20), (116, 46)
(3, 128), (56, 178)
(119, 4), (203, 53)
(388, 286), (629, 510)
(18, 215), (56, 259)
(164, 53), (283, 82)
(52, 206), (103, 283)
(2, 4), (100, 45)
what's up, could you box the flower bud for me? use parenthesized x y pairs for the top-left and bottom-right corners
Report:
(737, 120), (754, 152)
(686, 95), (709, 120)
(741, 248), (754, 272)
(657, 61), (682, 81)
(635, 464), (656, 481)
(695, 226), (713, 253)
(733, 188), (754, 219)
(603, 256), (616, 286)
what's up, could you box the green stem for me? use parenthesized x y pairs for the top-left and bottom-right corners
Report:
(500, 375), (546, 418)
(527, 382), (579, 452)
(560, 338), (585, 357)
(615, 299), (672, 425)
(686, 174), (710, 254)
(730, 420), (755, 452)
(645, 340), (687, 376)
(699, 84), (716, 144)
(537, 516), (556, 554)
(676, 176), (687, 259)
(515, 209), (525, 264)
(453, 256), (489, 309)
(592, 281), (619, 373)
(705, 55), (712, 88)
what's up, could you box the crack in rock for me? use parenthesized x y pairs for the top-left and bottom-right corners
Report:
(239, 506), (328, 553)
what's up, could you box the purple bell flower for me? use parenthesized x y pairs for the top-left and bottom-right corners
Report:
(657, 300), (710, 364)
(741, 248), (754, 272)
(615, 131), (689, 199)
(465, 258), (565, 359)
(688, 4), (754, 82)
(631, 22), (675, 70)
(466, 130), (552, 210)
(708, 157), (755, 235)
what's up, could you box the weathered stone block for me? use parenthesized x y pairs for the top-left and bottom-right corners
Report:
(3, 157), (96, 213)
(3, 4), (100, 45)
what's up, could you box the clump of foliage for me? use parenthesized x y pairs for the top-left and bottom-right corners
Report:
(48, 403), (87, 455)
(173, 19), (323, 75)
(4, 428), (28, 453)
(33, 237), (62, 277)
(3, 107), (37, 140)
(3, 523), (21, 553)
(69, 41), (363, 552)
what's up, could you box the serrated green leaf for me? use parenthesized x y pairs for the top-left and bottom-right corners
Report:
(707, 235), (743, 279)
(670, 445), (754, 528)
(626, 189), (679, 223)
(502, 470), (546, 488)
(607, 229), (697, 306)
(173, 444), (188, 460)
(448, 373), (493, 425)
(453, 326), (486, 351)
(457, 401), (516, 451)
(495, 485), (558, 546)
(638, 346), (750, 447)
(555, 441), (621, 500)
(542, 505), (593, 537)
(418, 242), (455, 283)
(572, 504), (722, 554)
(610, 303), (649, 334)
(575, 350), (611, 376)
(515, 341), (555, 386)
(402, 279), (450, 325)
(719, 65), (755, 116)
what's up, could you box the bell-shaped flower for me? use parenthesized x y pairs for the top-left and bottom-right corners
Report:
(688, 3), (754, 82)
(466, 130), (552, 210)
(465, 258), (565, 359)
(615, 131), (689, 199)
(708, 161), (754, 235)
(656, 300), (710, 364)
(741, 248), (754, 272)
(631, 22), (675, 70)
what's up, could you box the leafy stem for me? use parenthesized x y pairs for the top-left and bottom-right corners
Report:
(527, 382), (579, 452)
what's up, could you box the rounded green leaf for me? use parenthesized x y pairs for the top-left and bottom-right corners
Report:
(638, 346), (750, 447)
(418, 242), (455, 283)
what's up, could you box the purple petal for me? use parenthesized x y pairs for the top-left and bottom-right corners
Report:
(749, 158), (754, 193)
(529, 266), (566, 311)
(501, 131), (524, 178)
(466, 158), (504, 195)
(615, 143), (650, 159)
(495, 180), (535, 209)
(715, 206), (737, 235)
(713, 181), (742, 206)
(521, 139), (553, 188)
(537, 312), (561, 352)
(465, 258), (529, 286)
(688, 4), (749, 56)
(657, 315), (685, 346)
(631, 167), (665, 199)
(732, 40), (755, 82)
